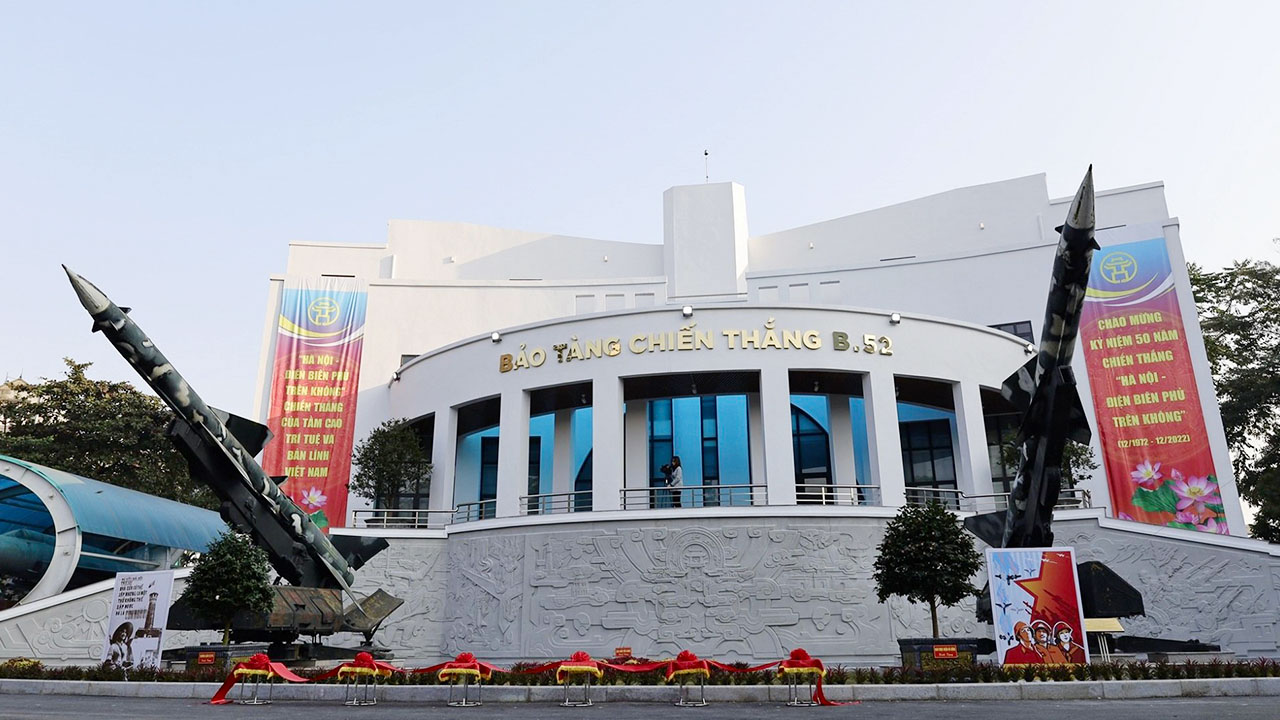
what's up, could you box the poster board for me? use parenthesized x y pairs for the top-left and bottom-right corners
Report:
(101, 570), (176, 671)
(987, 547), (1089, 665)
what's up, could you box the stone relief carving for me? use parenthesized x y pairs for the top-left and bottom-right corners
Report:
(350, 537), (447, 658)
(7, 516), (1278, 665)
(438, 519), (958, 663)
(1059, 519), (1280, 655)
(443, 534), (525, 655)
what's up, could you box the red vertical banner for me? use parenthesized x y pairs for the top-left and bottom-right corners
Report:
(1080, 237), (1227, 534)
(262, 278), (367, 530)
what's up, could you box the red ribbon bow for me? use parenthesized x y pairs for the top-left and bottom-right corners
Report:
(208, 653), (309, 704)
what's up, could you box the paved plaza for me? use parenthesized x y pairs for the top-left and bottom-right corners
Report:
(1, 697), (1274, 720)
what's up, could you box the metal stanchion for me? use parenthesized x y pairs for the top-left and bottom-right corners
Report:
(237, 672), (274, 705)
(561, 670), (595, 707)
(675, 676), (707, 707)
(447, 673), (483, 707)
(785, 671), (819, 707)
(342, 671), (378, 706)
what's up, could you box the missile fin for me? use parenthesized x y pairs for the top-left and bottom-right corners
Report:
(1055, 377), (1093, 446)
(1000, 356), (1038, 415)
(209, 407), (274, 457)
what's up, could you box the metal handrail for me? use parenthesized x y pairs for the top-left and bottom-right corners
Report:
(904, 486), (965, 509)
(453, 500), (497, 523)
(795, 483), (882, 506)
(961, 488), (1092, 511)
(521, 490), (593, 515)
(619, 483), (765, 510)
(351, 508), (455, 530)
(345, 484), (1093, 527)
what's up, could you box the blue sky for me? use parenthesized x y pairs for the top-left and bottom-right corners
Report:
(3, 1), (1278, 415)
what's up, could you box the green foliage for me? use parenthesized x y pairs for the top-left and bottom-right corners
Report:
(1000, 434), (1099, 489)
(872, 502), (983, 638)
(182, 531), (274, 645)
(0, 358), (215, 509)
(349, 418), (432, 509)
(1190, 260), (1280, 542)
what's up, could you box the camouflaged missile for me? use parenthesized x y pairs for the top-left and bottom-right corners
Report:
(999, 167), (1098, 548)
(64, 266), (357, 590)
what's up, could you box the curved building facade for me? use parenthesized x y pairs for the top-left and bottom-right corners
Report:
(253, 175), (1280, 663)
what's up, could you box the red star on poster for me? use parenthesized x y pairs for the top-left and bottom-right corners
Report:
(1013, 550), (1079, 627)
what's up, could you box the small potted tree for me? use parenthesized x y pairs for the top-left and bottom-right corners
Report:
(182, 530), (274, 662)
(349, 418), (433, 526)
(873, 501), (987, 667)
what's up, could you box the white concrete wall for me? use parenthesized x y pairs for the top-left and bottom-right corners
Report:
(663, 182), (749, 299)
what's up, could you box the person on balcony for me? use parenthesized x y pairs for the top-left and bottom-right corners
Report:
(668, 456), (683, 508)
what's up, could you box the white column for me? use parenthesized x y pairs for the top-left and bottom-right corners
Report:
(591, 377), (624, 511)
(760, 367), (797, 506)
(552, 408), (574, 497)
(829, 394), (857, 488)
(428, 408), (457, 514)
(864, 371), (905, 507)
(953, 382), (995, 511)
(746, 392), (767, 505)
(624, 400), (648, 495)
(495, 389), (530, 518)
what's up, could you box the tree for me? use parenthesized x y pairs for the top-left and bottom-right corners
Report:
(348, 418), (432, 509)
(1189, 260), (1280, 542)
(0, 358), (216, 509)
(183, 530), (274, 646)
(873, 502), (984, 638)
(1000, 436), (1099, 489)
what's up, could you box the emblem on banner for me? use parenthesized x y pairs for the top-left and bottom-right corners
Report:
(307, 297), (341, 326)
(1099, 252), (1138, 284)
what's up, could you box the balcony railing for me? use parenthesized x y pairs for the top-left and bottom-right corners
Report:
(453, 500), (497, 523)
(903, 487), (1092, 512)
(351, 508), (455, 530)
(521, 490), (593, 515)
(904, 487), (966, 510)
(347, 486), (1091, 528)
(795, 484), (882, 506)
(619, 483), (764, 510)
(960, 487), (1092, 512)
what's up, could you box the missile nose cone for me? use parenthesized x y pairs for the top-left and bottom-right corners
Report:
(1066, 166), (1095, 232)
(63, 265), (112, 314)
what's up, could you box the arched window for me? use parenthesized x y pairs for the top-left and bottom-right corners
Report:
(792, 405), (831, 504)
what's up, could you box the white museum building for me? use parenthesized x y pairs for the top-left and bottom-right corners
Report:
(248, 174), (1280, 665)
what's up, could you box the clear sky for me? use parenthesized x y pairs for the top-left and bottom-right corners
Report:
(2, 1), (1278, 416)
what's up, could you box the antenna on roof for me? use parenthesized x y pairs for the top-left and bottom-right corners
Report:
(704, 149), (709, 183)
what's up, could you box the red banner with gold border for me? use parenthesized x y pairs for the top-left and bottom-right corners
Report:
(261, 278), (367, 530)
(1080, 237), (1226, 534)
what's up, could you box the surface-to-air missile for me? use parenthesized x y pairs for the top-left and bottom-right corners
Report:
(996, 167), (1098, 548)
(63, 266), (363, 590)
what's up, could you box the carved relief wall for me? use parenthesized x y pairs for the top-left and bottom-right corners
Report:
(7, 516), (1276, 666)
(439, 517), (978, 664)
(348, 536), (447, 660)
(1057, 518), (1280, 656)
